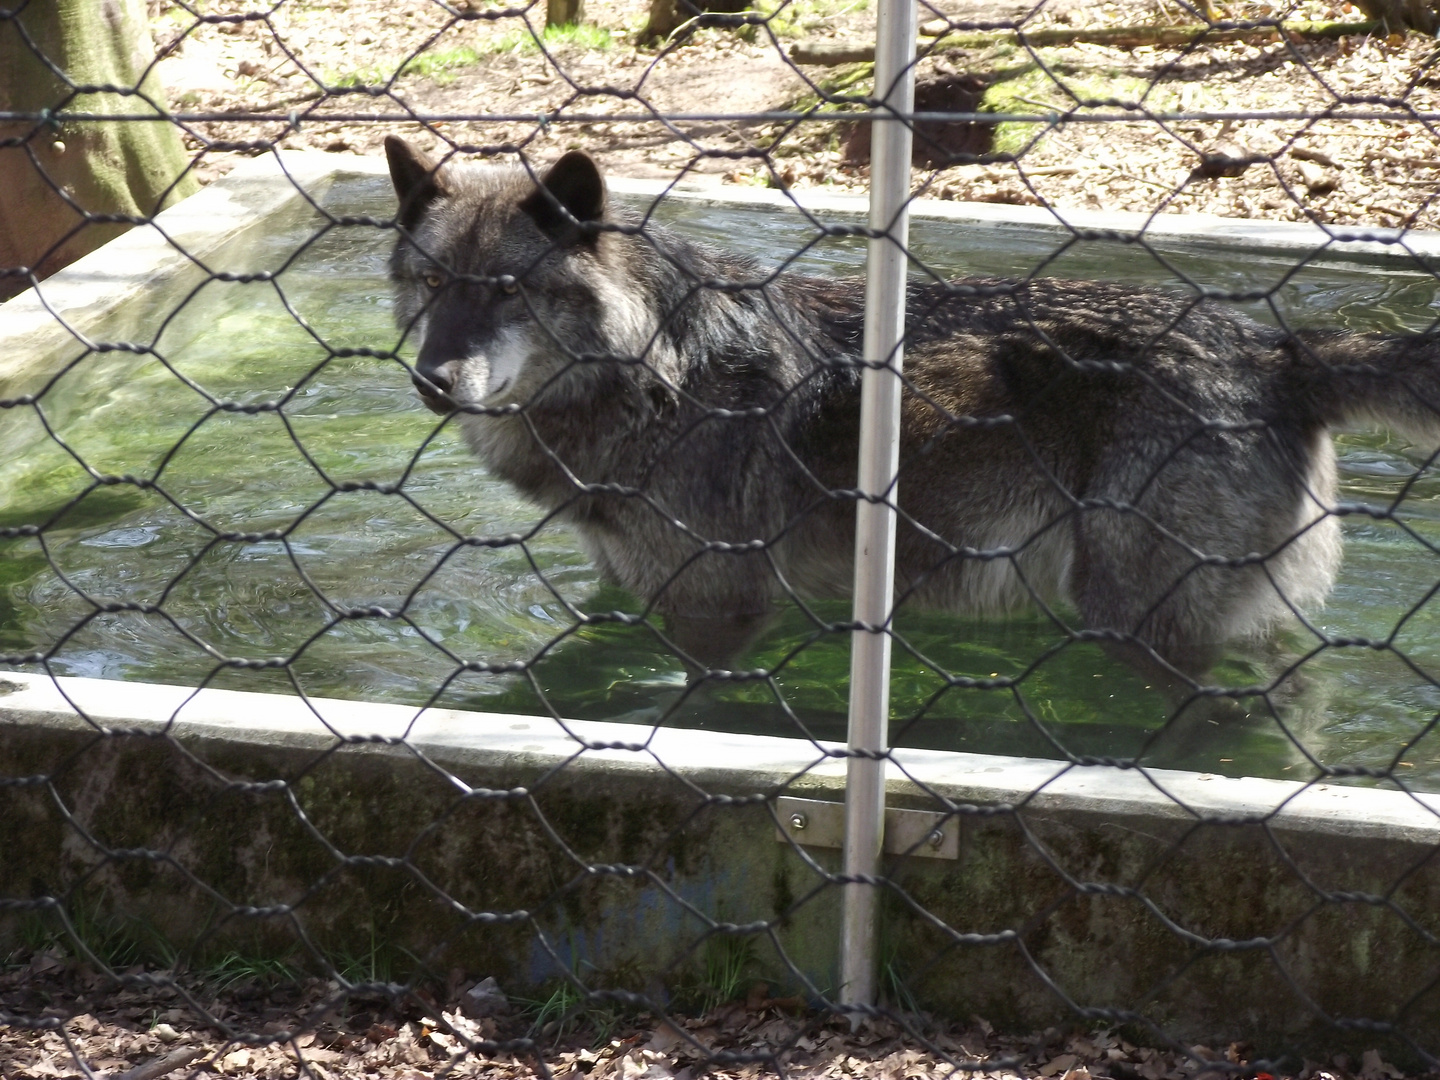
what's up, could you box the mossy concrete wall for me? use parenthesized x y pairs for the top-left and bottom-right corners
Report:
(0, 673), (845, 1003)
(3, 672), (1440, 1062)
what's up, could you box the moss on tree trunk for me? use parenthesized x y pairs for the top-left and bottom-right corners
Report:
(0, 0), (198, 301)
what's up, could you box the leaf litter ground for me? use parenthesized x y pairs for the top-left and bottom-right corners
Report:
(150, 0), (1440, 230)
(0, 954), (1430, 1080)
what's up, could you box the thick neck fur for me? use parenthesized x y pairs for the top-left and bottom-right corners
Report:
(474, 211), (864, 515)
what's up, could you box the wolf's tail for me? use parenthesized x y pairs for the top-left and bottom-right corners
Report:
(1290, 329), (1440, 444)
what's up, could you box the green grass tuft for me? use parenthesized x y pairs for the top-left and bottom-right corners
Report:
(881, 956), (922, 1015)
(51, 896), (179, 972)
(206, 951), (299, 994)
(515, 980), (588, 1040)
(698, 932), (756, 1014)
(328, 930), (400, 986)
(481, 21), (614, 60)
(738, 0), (870, 41)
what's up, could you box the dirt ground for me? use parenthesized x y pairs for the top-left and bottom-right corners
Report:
(145, 0), (1440, 229)
(1, 951), (1431, 1080)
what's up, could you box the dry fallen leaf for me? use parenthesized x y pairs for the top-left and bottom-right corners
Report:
(1361, 1050), (1405, 1080)
(645, 1021), (690, 1055)
(1298, 160), (1339, 194)
(1041, 1055), (1078, 1077)
(221, 1046), (252, 1073)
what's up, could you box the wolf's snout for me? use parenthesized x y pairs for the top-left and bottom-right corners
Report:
(413, 359), (461, 414)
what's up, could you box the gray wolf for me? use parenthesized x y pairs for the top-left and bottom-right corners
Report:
(382, 135), (1440, 682)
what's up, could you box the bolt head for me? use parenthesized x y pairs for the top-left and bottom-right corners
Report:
(790, 812), (807, 830)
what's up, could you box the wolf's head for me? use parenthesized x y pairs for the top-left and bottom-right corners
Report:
(384, 137), (655, 417)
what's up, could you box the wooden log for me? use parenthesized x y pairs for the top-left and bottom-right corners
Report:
(788, 19), (1380, 65)
(792, 42), (876, 65)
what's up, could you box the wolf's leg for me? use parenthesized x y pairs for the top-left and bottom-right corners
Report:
(1071, 504), (1240, 679)
(660, 610), (777, 676)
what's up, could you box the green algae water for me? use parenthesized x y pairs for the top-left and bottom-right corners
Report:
(4, 173), (1440, 786)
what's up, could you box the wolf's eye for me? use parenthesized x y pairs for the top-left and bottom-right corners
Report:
(422, 272), (444, 290)
(499, 275), (519, 295)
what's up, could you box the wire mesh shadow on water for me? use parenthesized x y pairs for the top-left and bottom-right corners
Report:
(4, 0), (1440, 1077)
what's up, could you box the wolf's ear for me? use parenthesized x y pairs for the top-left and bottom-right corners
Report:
(385, 136), (448, 231)
(519, 151), (606, 245)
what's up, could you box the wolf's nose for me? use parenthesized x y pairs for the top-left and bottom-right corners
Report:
(414, 359), (460, 396)
(413, 359), (460, 414)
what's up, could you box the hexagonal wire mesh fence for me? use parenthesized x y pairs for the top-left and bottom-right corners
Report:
(5, 0), (1440, 1077)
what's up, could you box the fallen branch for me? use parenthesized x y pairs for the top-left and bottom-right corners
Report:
(792, 42), (875, 65)
(109, 1046), (205, 1080)
(789, 19), (1379, 65)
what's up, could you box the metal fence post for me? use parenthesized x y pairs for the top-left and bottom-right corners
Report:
(841, 0), (917, 1012)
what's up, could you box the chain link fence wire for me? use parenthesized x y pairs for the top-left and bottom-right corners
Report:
(5, 0), (1440, 1076)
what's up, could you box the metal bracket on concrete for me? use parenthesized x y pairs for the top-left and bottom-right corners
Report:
(775, 796), (958, 859)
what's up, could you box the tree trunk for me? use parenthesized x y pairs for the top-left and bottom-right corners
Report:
(1352, 0), (1438, 31)
(547, 0), (586, 29)
(641, 0), (751, 43)
(0, 0), (197, 301)
(842, 72), (992, 168)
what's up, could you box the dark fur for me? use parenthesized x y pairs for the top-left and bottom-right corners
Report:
(383, 137), (1440, 677)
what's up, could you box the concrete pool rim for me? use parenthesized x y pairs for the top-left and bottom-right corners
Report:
(5, 147), (1440, 812)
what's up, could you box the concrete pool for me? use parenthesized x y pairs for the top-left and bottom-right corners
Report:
(3, 152), (1440, 786)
